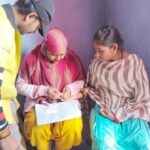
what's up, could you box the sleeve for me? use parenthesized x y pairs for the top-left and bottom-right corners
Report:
(114, 56), (150, 122)
(16, 73), (49, 99)
(0, 47), (10, 139)
(66, 80), (85, 96)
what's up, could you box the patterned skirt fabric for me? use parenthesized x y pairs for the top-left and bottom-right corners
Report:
(90, 105), (150, 150)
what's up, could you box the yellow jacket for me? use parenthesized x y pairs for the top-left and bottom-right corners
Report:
(0, 6), (21, 124)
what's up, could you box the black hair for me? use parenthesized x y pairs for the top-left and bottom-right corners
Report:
(93, 25), (124, 50)
(15, 0), (37, 15)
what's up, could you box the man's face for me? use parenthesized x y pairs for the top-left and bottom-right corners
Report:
(17, 12), (41, 34)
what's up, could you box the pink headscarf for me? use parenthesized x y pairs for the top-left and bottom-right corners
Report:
(20, 28), (85, 102)
(45, 28), (68, 54)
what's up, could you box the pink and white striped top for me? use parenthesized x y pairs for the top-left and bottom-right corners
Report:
(87, 54), (150, 122)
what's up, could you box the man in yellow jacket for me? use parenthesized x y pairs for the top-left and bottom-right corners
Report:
(0, 0), (54, 149)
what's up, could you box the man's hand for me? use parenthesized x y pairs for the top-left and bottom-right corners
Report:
(0, 134), (20, 150)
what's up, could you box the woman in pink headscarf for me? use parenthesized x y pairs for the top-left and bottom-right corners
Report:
(16, 28), (85, 150)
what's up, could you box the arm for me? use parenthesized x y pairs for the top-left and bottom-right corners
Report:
(0, 73), (19, 149)
(66, 65), (92, 100)
(16, 73), (49, 99)
(60, 80), (85, 100)
(0, 19), (20, 149)
(17, 74), (61, 102)
(0, 68), (10, 139)
(0, 45), (10, 138)
(65, 80), (85, 96)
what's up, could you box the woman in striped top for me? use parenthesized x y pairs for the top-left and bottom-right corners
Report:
(77, 26), (150, 150)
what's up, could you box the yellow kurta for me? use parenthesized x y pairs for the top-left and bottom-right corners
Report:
(0, 6), (21, 124)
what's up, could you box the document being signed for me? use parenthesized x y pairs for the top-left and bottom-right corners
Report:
(35, 100), (81, 125)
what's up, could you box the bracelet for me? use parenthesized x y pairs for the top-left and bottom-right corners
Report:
(0, 131), (10, 140)
(113, 116), (119, 123)
(0, 126), (10, 139)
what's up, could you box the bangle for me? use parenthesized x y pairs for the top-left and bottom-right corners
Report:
(0, 126), (10, 139)
(0, 131), (10, 140)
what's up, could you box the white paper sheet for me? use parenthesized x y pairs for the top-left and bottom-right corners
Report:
(35, 100), (81, 125)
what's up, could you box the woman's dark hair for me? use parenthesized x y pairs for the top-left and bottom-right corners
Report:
(15, 0), (36, 15)
(93, 25), (124, 50)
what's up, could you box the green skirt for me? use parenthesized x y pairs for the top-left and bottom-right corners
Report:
(90, 105), (150, 150)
